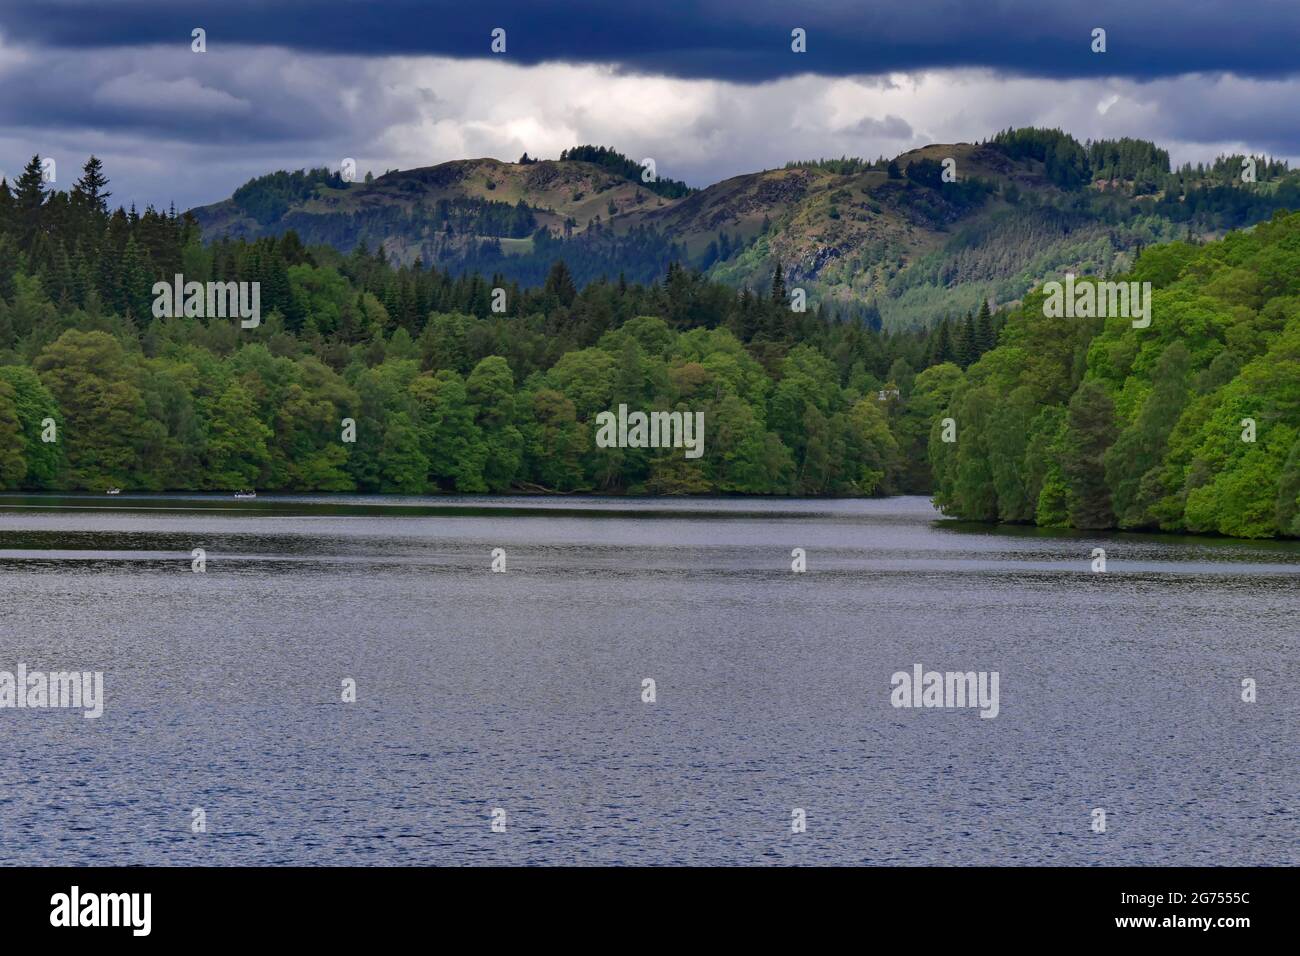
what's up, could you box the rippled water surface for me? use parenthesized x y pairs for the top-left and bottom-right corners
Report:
(0, 493), (1295, 865)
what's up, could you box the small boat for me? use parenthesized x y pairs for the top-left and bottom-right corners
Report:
(234, 490), (257, 499)
(105, 488), (121, 495)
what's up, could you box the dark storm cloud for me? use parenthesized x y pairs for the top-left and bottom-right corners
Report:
(4, 0), (1300, 81)
(0, 39), (419, 147)
(3, 2), (1299, 213)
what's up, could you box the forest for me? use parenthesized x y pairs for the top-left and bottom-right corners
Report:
(931, 211), (1300, 538)
(0, 155), (1296, 538)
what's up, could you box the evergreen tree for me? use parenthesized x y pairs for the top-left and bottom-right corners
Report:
(770, 262), (786, 304)
(118, 235), (153, 321)
(543, 259), (577, 307)
(955, 311), (977, 368)
(72, 156), (111, 215)
(0, 179), (13, 240)
(926, 317), (954, 366)
(14, 155), (47, 249)
(974, 300), (995, 355)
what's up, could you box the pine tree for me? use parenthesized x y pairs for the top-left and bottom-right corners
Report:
(95, 235), (122, 313)
(927, 318), (954, 366)
(770, 262), (786, 304)
(72, 156), (111, 215)
(955, 311), (977, 368)
(119, 236), (153, 322)
(44, 241), (74, 305)
(974, 300), (995, 356)
(14, 155), (45, 212)
(14, 155), (46, 249)
(70, 240), (92, 308)
(0, 179), (13, 236)
(543, 259), (577, 306)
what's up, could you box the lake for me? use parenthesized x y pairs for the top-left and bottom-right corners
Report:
(0, 493), (1295, 865)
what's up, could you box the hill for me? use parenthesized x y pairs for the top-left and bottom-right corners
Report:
(189, 131), (1300, 328)
(0, 147), (1295, 537)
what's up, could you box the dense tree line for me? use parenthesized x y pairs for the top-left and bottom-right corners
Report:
(932, 210), (1300, 538)
(784, 157), (891, 176)
(6, 154), (1290, 538)
(1085, 137), (1171, 188)
(556, 146), (693, 199)
(989, 128), (1093, 189)
(0, 156), (995, 498)
(987, 128), (1296, 216)
(879, 165), (1300, 328)
(450, 224), (688, 287)
(232, 168), (347, 225)
(902, 158), (995, 208)
(206, 132), (1296, 335)
(1150, 179), (1300, 231)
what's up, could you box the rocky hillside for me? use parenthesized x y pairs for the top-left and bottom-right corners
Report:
(190, 131), (1300, 328)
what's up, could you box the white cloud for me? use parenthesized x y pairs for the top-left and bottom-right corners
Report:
(4, 43), (1299, 210)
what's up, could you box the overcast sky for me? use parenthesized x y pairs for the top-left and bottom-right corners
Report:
(2, 1), (1298, 210)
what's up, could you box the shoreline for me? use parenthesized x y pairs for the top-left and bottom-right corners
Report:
(0, 490), (1297, 543)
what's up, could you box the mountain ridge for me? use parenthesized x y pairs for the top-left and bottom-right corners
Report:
(189, 130), (1300, 328)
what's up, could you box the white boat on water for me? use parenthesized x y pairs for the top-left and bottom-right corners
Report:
(105, 488), (121, 495)
(234, 491), (257, 499)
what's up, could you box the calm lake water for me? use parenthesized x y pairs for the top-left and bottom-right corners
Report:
(0, 493), (1295, 866)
